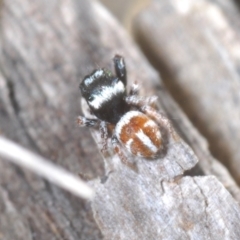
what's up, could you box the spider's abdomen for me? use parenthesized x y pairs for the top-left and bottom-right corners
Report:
(115, 111), (162, 159)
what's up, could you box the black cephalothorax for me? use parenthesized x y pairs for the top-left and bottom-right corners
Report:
(80, 55), (129, 124)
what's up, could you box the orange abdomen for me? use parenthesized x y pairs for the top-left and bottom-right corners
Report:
(115, 111), (162, 158)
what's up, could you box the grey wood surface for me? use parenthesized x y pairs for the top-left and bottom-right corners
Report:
(134, 0), (240, 185)
(0, 0), (240, 239)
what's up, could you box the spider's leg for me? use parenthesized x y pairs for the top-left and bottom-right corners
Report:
(125, 95), (158, 109)
(77, 116), (110, 152)
(129, 81), (140, 96)
(111, 135), (127, 163)
(99, 121), (109, 152)
(113, 55), (126, 86)
(77, 116), (99, 127)
(111, 135), (138, 171)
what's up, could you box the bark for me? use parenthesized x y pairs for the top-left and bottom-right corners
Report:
(0, 0), (240, 239)
(134, 0), (240, 184)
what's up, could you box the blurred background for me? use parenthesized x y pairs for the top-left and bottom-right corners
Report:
(100, 0), (150, 30)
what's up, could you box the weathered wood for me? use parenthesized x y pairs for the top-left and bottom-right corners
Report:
(92, 175), (240, 239)
(1, 0), (240, 239)
(85, 16), (240, 240)
(134, 0), (240, 184)
(158, 87), (240, 202)
(0, 0), (105, 239)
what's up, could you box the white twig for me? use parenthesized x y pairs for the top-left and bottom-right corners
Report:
(0, 136), (94, 200)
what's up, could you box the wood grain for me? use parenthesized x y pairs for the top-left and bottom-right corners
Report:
(1, 0), (240, 239)
(134, 0), (240, 184)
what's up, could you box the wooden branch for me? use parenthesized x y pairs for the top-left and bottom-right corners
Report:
(1, 0), (240, 239)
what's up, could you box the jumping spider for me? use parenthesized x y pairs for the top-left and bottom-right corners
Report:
(77, 55), (175, 165)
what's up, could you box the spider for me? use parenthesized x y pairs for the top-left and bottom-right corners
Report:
(77, 55), (174, 165)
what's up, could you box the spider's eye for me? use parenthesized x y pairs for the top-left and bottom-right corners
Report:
(88, 96), (94, 101)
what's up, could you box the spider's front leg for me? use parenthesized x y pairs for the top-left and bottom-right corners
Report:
(113, 55), (140, 97)
(113, 55), (127, 86)
(125, 96), (179, 141)
(77, 116), (109, 152)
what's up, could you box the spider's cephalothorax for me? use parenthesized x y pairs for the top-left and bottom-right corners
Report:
(78, 55), (174, 165)
(80, 56), (129, 124)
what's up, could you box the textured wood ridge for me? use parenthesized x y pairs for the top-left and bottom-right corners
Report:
(92, 175), (240, 239)
(134, 0), (240, 185)
(0, 0), (240, 239)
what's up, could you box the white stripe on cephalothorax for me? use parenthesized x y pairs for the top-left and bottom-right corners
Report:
(136, 130), (158, 153)
(84, 69), (104, 86)
(115, 111), (142, 139)
(88, 81), (125, 109)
